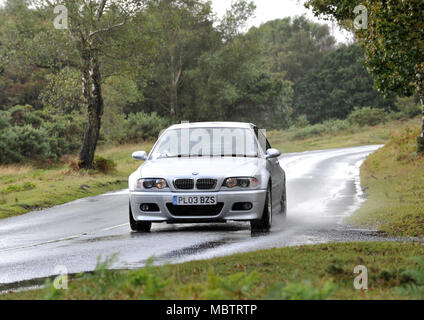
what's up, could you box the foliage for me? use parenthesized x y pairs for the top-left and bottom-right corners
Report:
(249, 16), (336, 84)
(294, 44), (394, 123)
(266, 280), (336, 300)
(305, 0), (424, 149)
(347, 107), (387, 127)
(395, 97), (422, 120)
(199, 269), (259, 299)
(291, 119), (351, 140)
(93, 157), (117, 174)
(396, 258), (424, 300)
(292, 115), (310, 128)
(39, 67), (83, 114)
(127, 258), (173, 299)
(126, 112), (170, 142)
(0, 105), (85, 164)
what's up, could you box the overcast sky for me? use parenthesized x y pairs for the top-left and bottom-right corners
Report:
(0, 0), (352, 43)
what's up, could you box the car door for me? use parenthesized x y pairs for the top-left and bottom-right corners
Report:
(257, 129), (284, 207)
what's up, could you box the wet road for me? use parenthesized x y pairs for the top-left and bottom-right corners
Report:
(0, 145), (390, 286)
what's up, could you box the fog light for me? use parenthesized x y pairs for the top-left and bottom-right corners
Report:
(232, 202), (253, 211)
(243, 203), (253, 210)
(141, 204), (150, 212)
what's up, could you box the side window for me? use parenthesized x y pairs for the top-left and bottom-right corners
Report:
(266, 139), (272, 150)
(256, 128), (270, 154)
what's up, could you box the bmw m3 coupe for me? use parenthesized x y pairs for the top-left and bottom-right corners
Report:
(128, 122), (286, 232)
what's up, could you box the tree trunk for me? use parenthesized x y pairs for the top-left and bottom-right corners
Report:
(169, 55), (182, 121)
(418, 94), (424, 153)
(79, 56), (104, 169)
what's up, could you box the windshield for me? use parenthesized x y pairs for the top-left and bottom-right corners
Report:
(150, 128), (259, 160)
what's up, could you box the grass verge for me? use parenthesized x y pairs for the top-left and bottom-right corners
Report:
(2, 242), (424, 300)
(269, 118), (418, 153)
(0, 143), (152, 219)
(348, 123), (424, 238)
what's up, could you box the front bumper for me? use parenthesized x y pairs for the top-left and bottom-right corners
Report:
(129, 190), (267, 223)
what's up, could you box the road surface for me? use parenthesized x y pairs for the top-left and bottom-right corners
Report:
(0, 145), (395, 289)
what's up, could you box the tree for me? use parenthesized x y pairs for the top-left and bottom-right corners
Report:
(294, 44), (395, 123)
(248, 16), (336, 84)
(305, 0), (424, 151)
(2, 0), (155, 168)
(0, 0), (48, 109)
(140, 0), (219, 120)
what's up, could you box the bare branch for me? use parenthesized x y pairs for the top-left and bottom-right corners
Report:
(89, 19), (127, 38)
(96, 0), (108, 21)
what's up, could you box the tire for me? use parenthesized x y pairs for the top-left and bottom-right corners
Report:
(129, 203), (152, 232)
(281, 187), (287, 218)
(251, 184), (272, 232)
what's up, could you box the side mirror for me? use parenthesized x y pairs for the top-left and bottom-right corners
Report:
(266, 148), (281, 160)
(132, 151), (148, 161)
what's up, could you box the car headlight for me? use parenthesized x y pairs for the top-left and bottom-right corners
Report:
(135, 178), (169, 191)
(222, 177), (259, 189)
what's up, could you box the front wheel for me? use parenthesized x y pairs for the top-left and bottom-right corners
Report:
(129, 204), (152, 232)
(281, 187), (287, 218)
(251, 184), (272, 233)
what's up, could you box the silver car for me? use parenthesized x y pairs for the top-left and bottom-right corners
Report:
(128, 122), (286, 232)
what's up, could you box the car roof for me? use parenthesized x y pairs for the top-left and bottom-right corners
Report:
(168, 122), (254, 130)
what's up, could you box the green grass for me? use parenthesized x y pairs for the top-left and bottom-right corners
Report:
(2, 242), (424, 300)
(269, 118), (419, 153)
(0, 143), (152, 219)
(348, 123), (424, 238)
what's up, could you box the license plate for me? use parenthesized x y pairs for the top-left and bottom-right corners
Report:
(173, 195), (217, 206)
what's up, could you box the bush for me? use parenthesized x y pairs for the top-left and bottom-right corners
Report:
(9, 105), (43, 128)
(395, 97), (422, 119)
(42, 112), (86, 158)
(93, 156), (117, 174)
(0, 110), (11, 130)
(0, 106), (85, 164)
(347, 107), (387, 127)
(322, 119), (350, 132)
(0, 125), (50, 164)
(290, 119), (350, 140)
(293, 115), (310, 128)
(291, 124), (326, 140)
(126, 112), (170, 142)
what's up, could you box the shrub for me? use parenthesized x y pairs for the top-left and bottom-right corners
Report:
(289, 118), (352, 141)
(293, 115), (310, 128)
(291, 123), (326, 140)
(322, 119), (350, 132)
(93, 156), (117, 174)
(0, 110), (11, 130)
(0, 107), (86, 164)
(42, 112), (86, 158)
(347, 107), (387, 127)
(395, 97), (422, 119)
(126, 112), (170, 142)
(0, 125), (50, 164)
(9, 105), (43, 128)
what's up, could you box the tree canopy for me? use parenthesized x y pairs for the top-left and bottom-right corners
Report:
(305, 0), (424, 151)
(294, 44), (395, 124)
